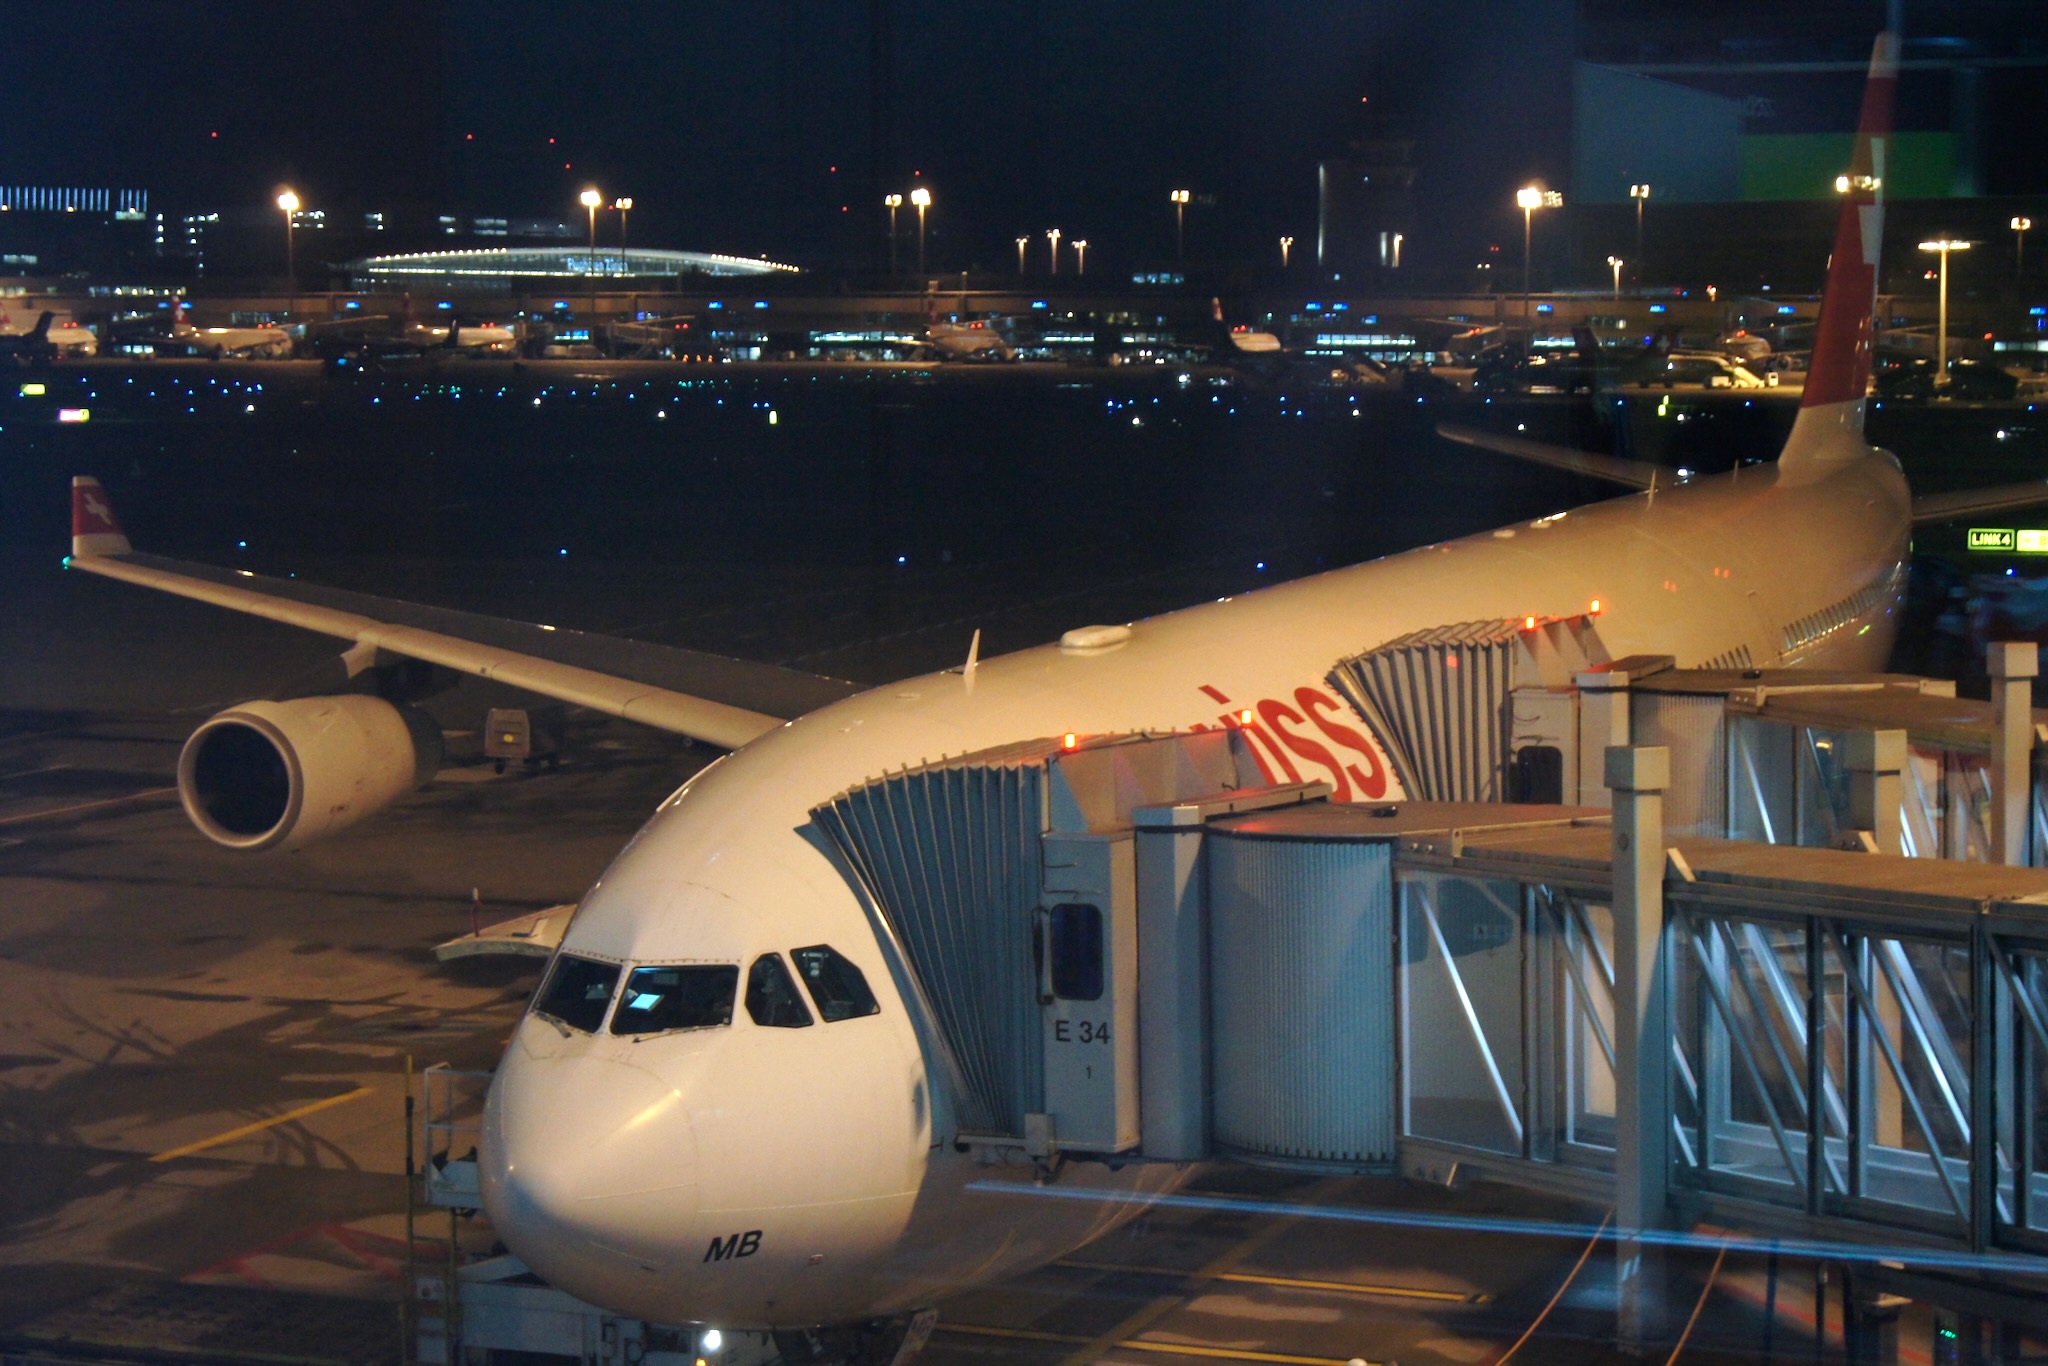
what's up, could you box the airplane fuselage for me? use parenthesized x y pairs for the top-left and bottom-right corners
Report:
(480, 446), (1912, 1328)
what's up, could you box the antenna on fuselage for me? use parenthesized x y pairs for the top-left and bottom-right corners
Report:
(963, 628), (981, 692)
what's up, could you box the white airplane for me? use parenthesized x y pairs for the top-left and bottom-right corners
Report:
(60, 33), (2048, 1352)
(921, 320), (1013, 361)
(0, 308), (95, 357)
(123, 303), (293, 359)
(410, 320), (518, 352)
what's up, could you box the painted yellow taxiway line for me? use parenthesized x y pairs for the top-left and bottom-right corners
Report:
(149, 1086), (376, 1163)
(1056, 1257), (1484, 1304)
(938, 1321), (1382, 1366)
(0, 786), (177, 827)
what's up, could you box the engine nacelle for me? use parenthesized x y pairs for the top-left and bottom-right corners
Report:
(178, 695), (442, 851)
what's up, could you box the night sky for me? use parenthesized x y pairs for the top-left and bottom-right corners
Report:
(0, 1), (1577, 273)
(6, 2), (2031, 277)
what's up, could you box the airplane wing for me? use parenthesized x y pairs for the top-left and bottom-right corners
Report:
(1435, 423), (1662, 491)
(1911, 481), (2048, 526)
(66, 478), (860, 750)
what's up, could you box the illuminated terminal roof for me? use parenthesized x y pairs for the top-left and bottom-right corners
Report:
(347, 247), (800, 283)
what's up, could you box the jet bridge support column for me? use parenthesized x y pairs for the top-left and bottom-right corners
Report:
(1574, 666), (1636, 808)
(1842, 728), (1906, 856)
(1608, 744), (1671, 1354)
(1989, 641), (2037, 866)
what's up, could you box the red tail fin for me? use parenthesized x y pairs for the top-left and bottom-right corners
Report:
(70, 476), (131, 558)
(1801, 35), (1897, 411)
(1779, 33), (1897, 469)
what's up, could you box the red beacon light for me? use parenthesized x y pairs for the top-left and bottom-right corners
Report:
(1522, 614), (1539, 631)
(1238, 708), (1254, 724)
(1061, 732), (1079, 750)
(1588, 598), (1603, 615)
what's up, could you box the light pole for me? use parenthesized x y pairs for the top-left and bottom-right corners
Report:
(2015, 216), (2033, 277)
(884, 194), (903, 275)
(1608, 255), (1624, 299)
(1016, 235), (1029, 274)
(1919, 238), (1971, 391)
(1517, 185), (1559, 327)
(910, 186), (931, 275)
(1170, 189), (1190, 264)
(612, 197), (633, 256)
(1073, 239), (1088, 276)
(1630, 183), (1650, 281)
(1047, 227), (1061, 275)
(276, 189), (299, 312)
(579, 187), (602, 275)
(1279, 235), (1294, 270)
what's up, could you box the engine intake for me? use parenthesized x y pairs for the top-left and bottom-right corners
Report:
(178, 695), (442, 851)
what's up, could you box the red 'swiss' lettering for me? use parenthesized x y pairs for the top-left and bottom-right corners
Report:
(1190, 683), (1393, 801)
(1297, 687), (1390, 800)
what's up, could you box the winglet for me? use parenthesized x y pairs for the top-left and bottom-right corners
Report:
(70, 476), (131, 559)
(1778, 32), (1898, 474)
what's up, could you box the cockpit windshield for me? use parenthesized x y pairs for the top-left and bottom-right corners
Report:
(534, 954), (622, 1033)
(610, 964), (740, 1036)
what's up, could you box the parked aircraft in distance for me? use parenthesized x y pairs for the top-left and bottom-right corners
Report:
(0, 311), (58, 363)
(109, 303), (291, 359)
(306, 316), (516, 364)
(67, 33), (2040, 1359)
(920, 320), (1014, 361)
(0, 309), (95, 357)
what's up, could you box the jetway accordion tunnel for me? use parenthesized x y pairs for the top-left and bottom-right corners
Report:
(808, 681), (2048, 1265)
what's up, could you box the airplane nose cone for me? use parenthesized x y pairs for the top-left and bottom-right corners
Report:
(481, 1040), (700, 1276)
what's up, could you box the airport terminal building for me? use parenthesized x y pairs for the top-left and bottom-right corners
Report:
(346, 247), (800, 290)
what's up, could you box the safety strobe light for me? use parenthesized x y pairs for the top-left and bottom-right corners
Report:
(58, 408), (90, 423)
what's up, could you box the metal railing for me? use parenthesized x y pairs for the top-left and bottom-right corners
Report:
(1399, 866), (2048, 1256)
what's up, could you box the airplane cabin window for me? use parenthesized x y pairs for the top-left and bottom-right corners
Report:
(790, 944), (880, 1022)
(1048, 903), (1105, 1001)
(746, 953), (814, 1028)
(535, 954), (622, 1034)
(610, 964), (739, 1035)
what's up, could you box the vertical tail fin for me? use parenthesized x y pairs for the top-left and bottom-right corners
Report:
(1777, 32), (1898, 473)
(70, 476), (132, 558)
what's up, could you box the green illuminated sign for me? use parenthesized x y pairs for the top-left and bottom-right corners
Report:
(1969, 528), (2048, 553)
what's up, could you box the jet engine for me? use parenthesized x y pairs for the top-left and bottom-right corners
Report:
(177, 695), (443, 851)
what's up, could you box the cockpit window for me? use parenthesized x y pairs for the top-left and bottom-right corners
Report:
(790, 944), (880, 1022)
(535, 954), (622, 1034)
(746, 954), (814, 1028)
(610, 964), (739, 1035)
